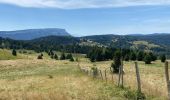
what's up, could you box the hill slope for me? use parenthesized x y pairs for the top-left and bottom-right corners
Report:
(0, 28), (71, 40)
(1, 33), (170, 55)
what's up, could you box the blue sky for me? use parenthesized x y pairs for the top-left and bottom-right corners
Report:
(0, 0), (170, 36)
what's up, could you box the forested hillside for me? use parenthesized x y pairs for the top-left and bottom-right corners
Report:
(0, 33), (170, 56)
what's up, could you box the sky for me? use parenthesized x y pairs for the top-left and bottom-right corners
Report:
(0, 0), (170, 36)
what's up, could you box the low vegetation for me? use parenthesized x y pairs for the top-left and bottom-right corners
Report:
(0, 48), (169, 99)
(0, 49), (23, 60)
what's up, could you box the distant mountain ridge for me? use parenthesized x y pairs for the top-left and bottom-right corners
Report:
(0, 28), (170, 55)
(0, 28), (71, 40)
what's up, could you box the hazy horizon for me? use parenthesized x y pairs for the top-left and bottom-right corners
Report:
(1, 0), (170, 36)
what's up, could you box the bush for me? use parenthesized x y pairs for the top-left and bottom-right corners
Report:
(54, 54), (58, 60)
(111, 50), (121, 73)
(23, 50), (27, 54)
(137, 51), (144, 61)
(41, 53), (43, 57)
(66, 53), (73, 59)
(91, 67), (98, 78)
(76, 57), (79, 62)
(12, 49), (17, 56)
(70, 56), (74, 62)
(149, 52), (157, 61)
(124, 55), (129, 61)
(130, 52), (136, 61)
(144, 54), (152, 64)
(160, 54), (166, 63)
(60, 52), (66, 60)
(37, 55), (43, 59)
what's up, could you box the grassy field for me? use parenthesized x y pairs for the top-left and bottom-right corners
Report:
(0, 50), (130, 100)
(0, 49), (24, 60)
(0, 49), (169, 100)
(80, 59), (168, 99)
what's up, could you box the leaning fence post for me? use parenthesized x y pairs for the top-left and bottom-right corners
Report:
(105, 69), (107, 83)
(121, 61), (124, 87)
(165, 61), (170, 99)
(100, 70), (103, 80)
(135, 62), (145, 99)
(118, 66), (121, 86)
(135, 62), (141, 93)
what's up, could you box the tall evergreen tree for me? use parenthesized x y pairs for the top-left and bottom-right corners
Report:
(12, 49), (17, 56)
(70, 56), (74, 62)
(66, 53), (72, 59)
(54, 54), (58, 60)
(111, 50), (121, 73)
(137, 51), (144, 61)
(144, 54), (152, 64)
(160, 54), (166, 63)
(130, 52), (136, 61)
(60, 52), (66, 60)
(124, 54), (130, 61)
(149, 52), (157, 61)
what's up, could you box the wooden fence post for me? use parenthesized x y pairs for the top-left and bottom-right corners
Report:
(135, 62), (141, 93)
(105, 70), (107, 82)
(135, 62), (146, 99)
(121, 62), (124, 87)
(118, 66), (121, 86)
(165, 61), (170, 100)
(110, 67), (114, 82)
(100, 70), (103, 80)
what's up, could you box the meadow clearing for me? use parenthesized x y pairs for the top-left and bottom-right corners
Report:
(0, 49), (169, 100)
(0, 50), (129, 100)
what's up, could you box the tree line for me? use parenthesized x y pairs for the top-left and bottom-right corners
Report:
(86, 47), (166, 73)
(87, 46), (166, 63)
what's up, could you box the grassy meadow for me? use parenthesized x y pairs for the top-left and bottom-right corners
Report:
(0, 49), (169, 100)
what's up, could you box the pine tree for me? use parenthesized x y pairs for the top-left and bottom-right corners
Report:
(144, 54), (152, 64)
(124, 54), (129, 61)
(160, 54), (166, 63)
(137, 51), (144, 61)
(12, 49), (17, 56)
(149, 52), (157, 61)
(70, 56), (74, 62)
(60, 52), (66, 60)
(130, 52), (136, 61)
(54, 54), (58, 60)
(66, 53), (72, 59)
(111, 50), (121, 73)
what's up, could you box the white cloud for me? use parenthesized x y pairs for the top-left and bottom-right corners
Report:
(0, 0), (170, 9)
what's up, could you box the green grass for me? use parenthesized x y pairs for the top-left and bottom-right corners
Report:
(0, 49), (23, 60)
(0, 51), (167, 99)
(0, 57), (129, 100)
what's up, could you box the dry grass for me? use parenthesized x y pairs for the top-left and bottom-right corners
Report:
(0, 56), (127, 100)
(1, 50), (168, 100)
(80, 60), (169, 99)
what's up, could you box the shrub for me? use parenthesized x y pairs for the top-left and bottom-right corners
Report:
(54, 54), (58, 60)
(144, 54), (152, 64)
(137, 51), (144, 61)
(111, 50), (121, 73)
(160, 54), (166, 63)
(91, 67), (98, 78)
(149, 52), (157, 61)
(70, 56), (74, 62)
(76, 57), (79, 62)
(130, 52), (136, 61)
(66, 53), (72, 59)
(48, 75), (53, 79)
(37, 55), (43, 59)
(23, 50), (27, 54)
(41, 53), (43, 57)
(124, 55), (130, 61)
(60, 52), (66, 60)
(12, 49), (17, 56)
